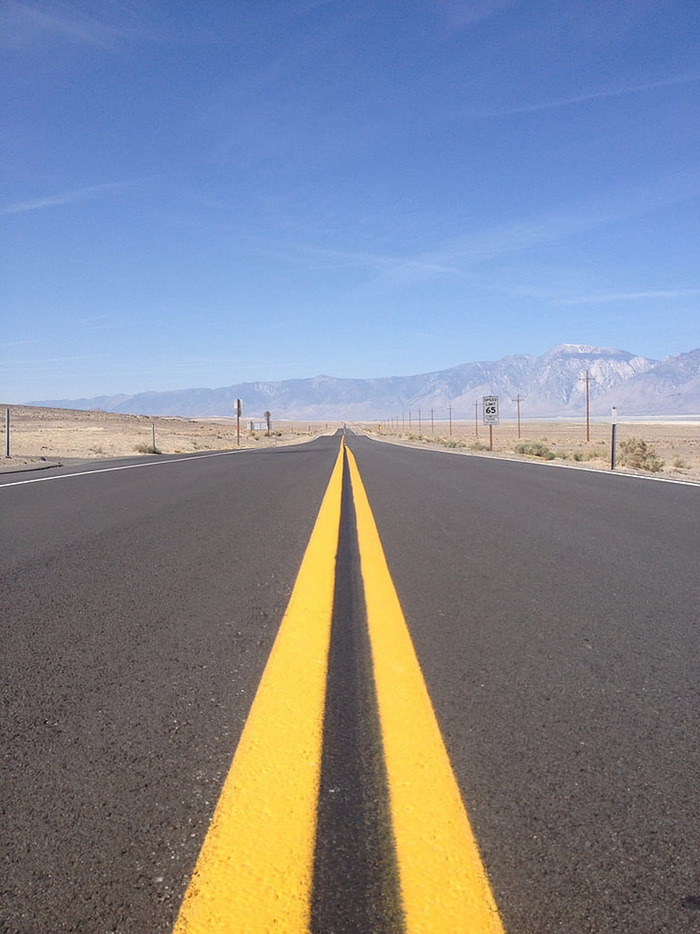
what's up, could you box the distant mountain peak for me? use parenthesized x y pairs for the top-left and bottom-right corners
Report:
(547, 343), (626, 357)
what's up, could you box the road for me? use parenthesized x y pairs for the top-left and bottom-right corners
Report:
(2, 432), (698, 932)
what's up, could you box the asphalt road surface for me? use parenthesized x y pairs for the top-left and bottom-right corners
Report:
(2, 432), (698, 932)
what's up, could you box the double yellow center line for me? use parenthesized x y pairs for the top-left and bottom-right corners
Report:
(173, 441), (504, 933)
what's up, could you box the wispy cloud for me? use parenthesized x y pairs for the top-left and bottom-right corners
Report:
(306, 248), (390, 269)
(289, 0), (342, 15)
(292, 244), (416, 272)
(290, 215), (606, 292)
(78, 314), (124, 332)
(486, 74), (700, 117)
(0, 339), (42, 349)
(3, 0), (134, 48)
(1, 182), (126, 216)
(2, 0), (193, 50)
(0, 354), (109, 371)
(436, 0), (518, 29)
(287, 165), (700, 298)
(286, 242), (474, 287)
(553, 289), (700, 307)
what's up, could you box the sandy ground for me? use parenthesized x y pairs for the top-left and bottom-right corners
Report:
(357, 417), (700, 483)
(1, 405), (698, 483)
(0, 406), (341, 472)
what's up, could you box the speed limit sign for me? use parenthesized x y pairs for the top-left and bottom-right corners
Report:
(482, 395), (499, 425)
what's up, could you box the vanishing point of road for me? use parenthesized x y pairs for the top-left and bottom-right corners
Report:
(2, 431), (698, 932)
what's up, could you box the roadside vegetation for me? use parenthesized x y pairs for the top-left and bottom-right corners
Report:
(368, 420), (698, 481)
(134, 443), (162, 454)
(616, 437), (664, 472)
(514, 440), (556, 460)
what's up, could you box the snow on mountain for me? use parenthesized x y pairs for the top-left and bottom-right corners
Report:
(28, 344), (700, 420)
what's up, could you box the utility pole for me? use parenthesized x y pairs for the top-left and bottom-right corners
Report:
(512, 394), (524, 439)
(448, 404), (453, 438)
(474, 400), (479, 439)
(579, 370), (596, 441)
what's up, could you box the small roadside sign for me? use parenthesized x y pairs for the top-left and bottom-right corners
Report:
(482, 395), (499, 425)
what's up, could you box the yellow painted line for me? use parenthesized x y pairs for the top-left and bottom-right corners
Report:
(173, 443), (345, 933)
(346, 447), (505, 934)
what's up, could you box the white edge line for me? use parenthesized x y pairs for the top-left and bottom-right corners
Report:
(365, 434), (700, 488)
(0, 450), (238, 489)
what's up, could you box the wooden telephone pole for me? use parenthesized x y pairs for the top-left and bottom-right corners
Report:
(579, 371), (596, 441)
(512, 394), (524, 439)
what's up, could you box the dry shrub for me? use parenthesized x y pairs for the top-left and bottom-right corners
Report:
(515, 440), (556, 460)
(617, 437), (664, 472)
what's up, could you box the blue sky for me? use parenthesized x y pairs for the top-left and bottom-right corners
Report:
(2, 0), (699, 401)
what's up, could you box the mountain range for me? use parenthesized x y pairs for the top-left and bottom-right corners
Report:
(29, 344), (700, 420)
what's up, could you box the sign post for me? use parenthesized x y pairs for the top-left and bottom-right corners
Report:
(236, 399), (242, 446)
(482, 395), (499, 451)
(611, 406), (618, 470)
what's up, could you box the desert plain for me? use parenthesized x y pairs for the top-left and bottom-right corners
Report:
(1, 404), (699, 483)
(375, 416), (700, 482)
(0, 405), (339, 471)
